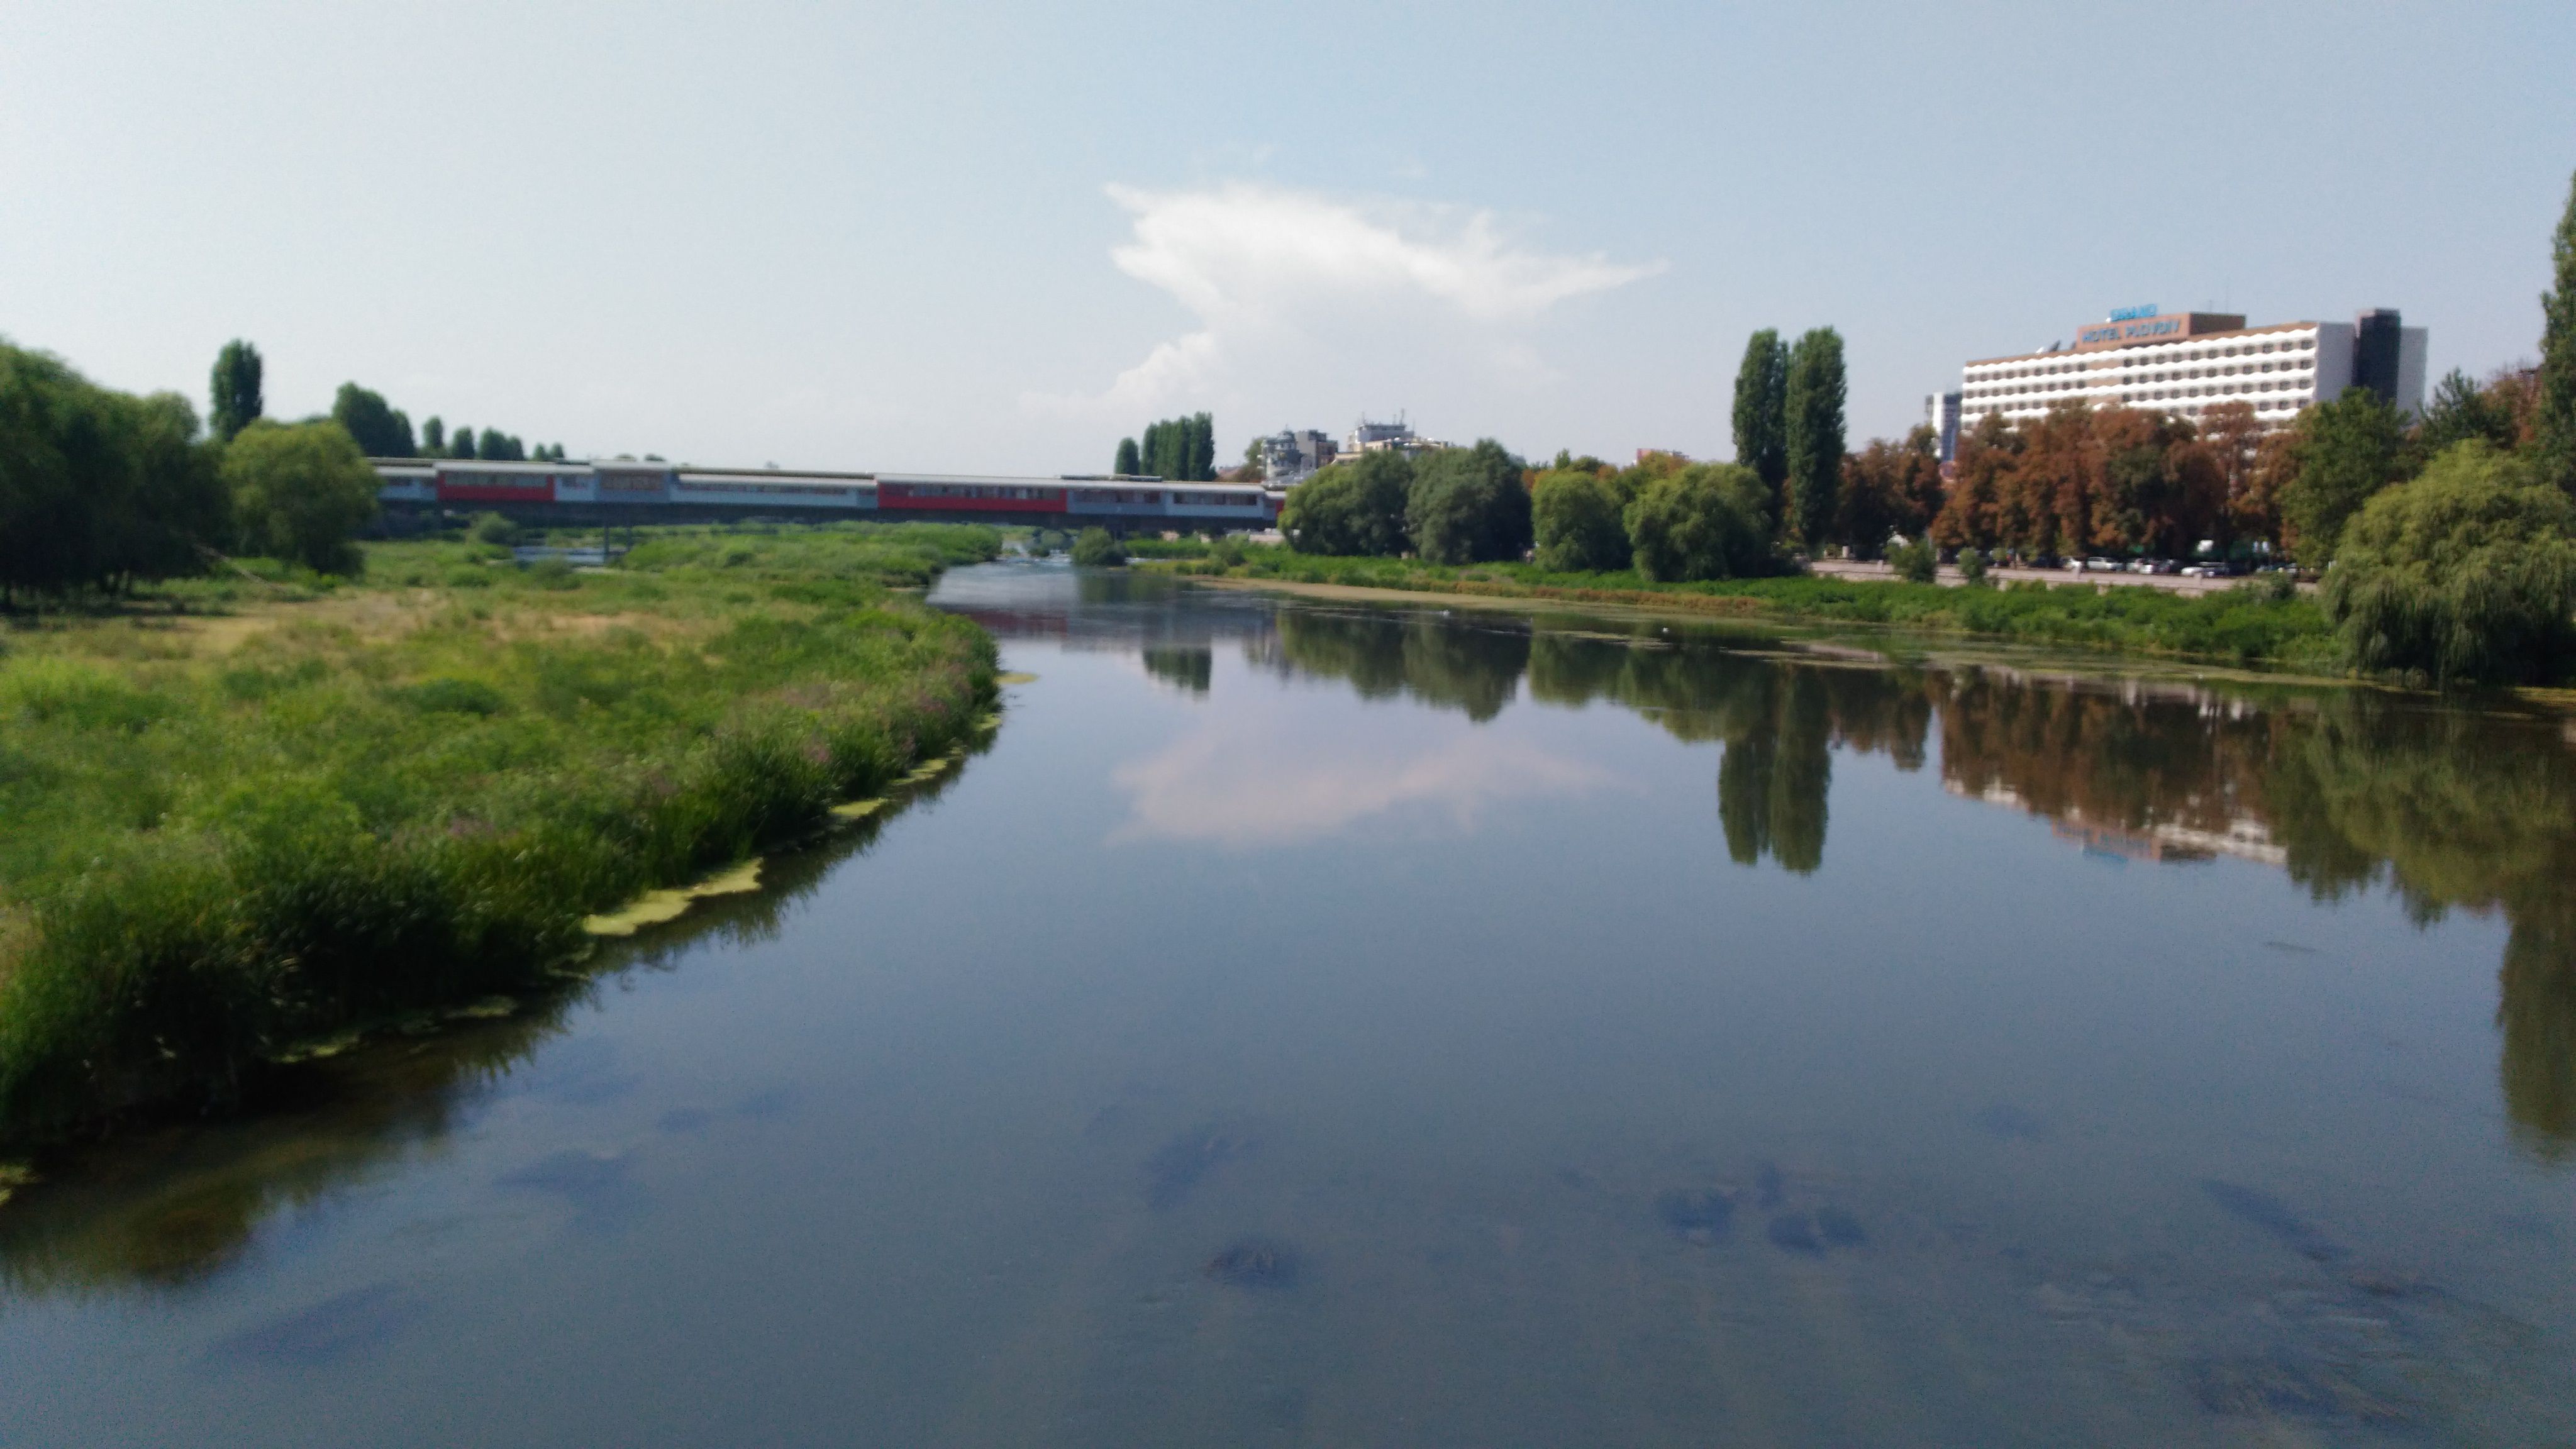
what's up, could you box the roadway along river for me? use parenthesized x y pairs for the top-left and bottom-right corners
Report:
(3, 562), (2573, 1445)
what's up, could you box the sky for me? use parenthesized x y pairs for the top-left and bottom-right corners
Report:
(4, 1), (2571, 474)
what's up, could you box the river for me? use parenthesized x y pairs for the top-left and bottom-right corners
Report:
(3, 562), (2572, 1445)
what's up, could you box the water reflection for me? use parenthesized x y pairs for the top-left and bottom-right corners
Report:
(1213, 596), (2576, 1155)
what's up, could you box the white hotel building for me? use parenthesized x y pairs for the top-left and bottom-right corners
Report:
(1951, 307), (2426, 443)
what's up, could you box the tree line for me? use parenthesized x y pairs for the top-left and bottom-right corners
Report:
(1, 338), (384, 599)
(1114, 413), (1217, 480)
(328, 376), (566, 462)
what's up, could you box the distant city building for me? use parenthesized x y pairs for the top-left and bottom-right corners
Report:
(1258, 428), (1337, 487)
(1957, 306), (2426, 435)
(1343, 414), (1449, 458)
(1923, 392), (1962, 462)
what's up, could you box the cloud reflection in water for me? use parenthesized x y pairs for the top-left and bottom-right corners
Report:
(1111, 720), (1615, 848)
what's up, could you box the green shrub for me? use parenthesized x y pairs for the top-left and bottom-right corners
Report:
(2319, 441), (2576, 686)
(467, 511), (520, 547)
(1889, 536), (1938, 584)
(1070, 528), (1127, 567)
(1957, 547), (1989, 587)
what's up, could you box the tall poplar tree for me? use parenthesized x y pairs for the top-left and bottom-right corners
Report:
(1184, 411), (1215, 481)
(1731, 329), (1788, 494)
(1782, 328), (1848, 552)
(2536, 168), (2576, 491)
(209, 339), (264, 443)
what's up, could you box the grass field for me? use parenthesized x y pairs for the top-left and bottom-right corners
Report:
(0, 523), (1001, 1144)
(1148, 543), (2336, 669)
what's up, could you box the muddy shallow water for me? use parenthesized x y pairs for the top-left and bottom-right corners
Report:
(3, 562), (2573, 1446)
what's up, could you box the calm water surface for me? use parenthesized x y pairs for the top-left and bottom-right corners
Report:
(4, 564), (2575, 1445)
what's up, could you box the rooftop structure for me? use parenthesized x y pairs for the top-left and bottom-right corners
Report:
(1258, 429), (1337, 487)
(1342, 415), (1449, 458)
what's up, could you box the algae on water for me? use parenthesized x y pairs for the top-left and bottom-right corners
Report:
(581, 859), (765, 938)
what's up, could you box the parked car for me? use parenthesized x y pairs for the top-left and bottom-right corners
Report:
(2180, 560), (2238, 578)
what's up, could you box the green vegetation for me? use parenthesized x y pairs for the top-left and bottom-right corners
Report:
(0, 343), (230, 602)
(1624, 464), (1774, 582)
(1120, 413), (1216, 481)
(0, 522), (1000, 1143)
(2538, 169), (2576, 490)
(1281, 450), (1413, 556)
(1888, 533), (1938, 584)
(1782, 327), (1848, 551)
(2320, 442), (2576, 685)
(1070, 527), (1128, 567)
(1730, 328), (1788, 499)
(1531, 467), (1629, 572)
(1163, 542), (2333, 665)
(330, 383), (418, 458)
(208, 340), (262, 444)
(2282, 390), (2410, 565)
(220, 420), (380, 576)
(1406, 440), (1531, 565)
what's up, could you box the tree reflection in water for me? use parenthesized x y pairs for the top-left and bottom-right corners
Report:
(1269, 604), (2576, 1155)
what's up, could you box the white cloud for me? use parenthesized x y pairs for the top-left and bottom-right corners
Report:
(1024, 182), (1662, 418)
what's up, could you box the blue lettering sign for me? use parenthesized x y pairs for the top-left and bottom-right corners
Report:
(2107, 304), (2160, 322)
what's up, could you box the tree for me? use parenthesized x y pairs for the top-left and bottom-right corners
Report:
(2319, 440), (2576, 685)
(113, 391), (228, 586)
(221, 420), (379, 574)
(1731, 329), (1788, 497)
(2417, 369), (2521, 460)
(2282, 389), (2409, 565)
(1835, 427), (1943, 558)
(450, 426), (477, 459)
(209, 340), (264, 443)
(330, 382), (416, 457)
(1931, 413), (2016, 553)
(1186, 411), (1215, 482)
(1406, 438), (1530, 564)
(2537, 168), (2576, 491)
(0, 343), (227, 600)
(1624, 464), (1773, 582)
(1533, 468), (1630, 572)
(1136, 413), (1216, 481)
(1782, 328), (1846, 552)
(421, 416), (447, 455)
(1070, 527), (1127, 567)
(1280, 452), (1411, 555)
(1114, 436), (1140, 475)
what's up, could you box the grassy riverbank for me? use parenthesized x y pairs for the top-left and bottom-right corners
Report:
(1149, 544), (2335, 668)
(0, 523), (1001, 1145)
